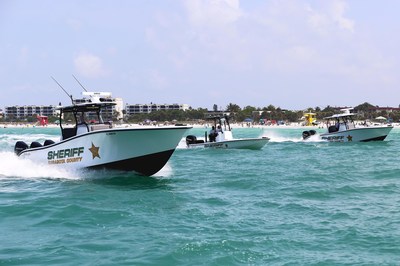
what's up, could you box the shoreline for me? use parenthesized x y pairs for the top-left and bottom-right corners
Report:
(1, 122), (398, 129)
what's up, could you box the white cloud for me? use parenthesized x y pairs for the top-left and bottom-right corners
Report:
(307, 0), (354, 34)
(3, 0), (397, 109)
(183, 0), (242, 27)
(331, 0), (354, 32)
(74, 53), (108, 78)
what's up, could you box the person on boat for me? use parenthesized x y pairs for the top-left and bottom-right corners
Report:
(216, 125), (222, 133)
(209, 126), (218, 142)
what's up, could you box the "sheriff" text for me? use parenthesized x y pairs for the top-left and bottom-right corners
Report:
(48, 147), (84, 160)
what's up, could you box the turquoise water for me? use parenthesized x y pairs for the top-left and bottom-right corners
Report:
(1, 126), (400, 265)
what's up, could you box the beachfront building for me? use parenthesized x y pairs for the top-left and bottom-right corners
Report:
(3, 92), (123, 121)
(4, 105), (57, 119)
(125, 103), (190, 115)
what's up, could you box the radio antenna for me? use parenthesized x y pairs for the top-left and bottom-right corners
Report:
(72, 74), (88, 92)
(51, 76), (74, 104)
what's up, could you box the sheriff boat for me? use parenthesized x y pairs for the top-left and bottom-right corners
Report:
(302, 108), (393, 142)
(14, 92), (191, 176)
(186, 112), (269, 149)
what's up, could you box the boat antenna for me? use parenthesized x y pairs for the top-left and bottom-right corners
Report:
(72, 74), (88, 92)
(51, 76), (74, 104)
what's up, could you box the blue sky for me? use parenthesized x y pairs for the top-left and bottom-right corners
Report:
(1, 0), (399, 110)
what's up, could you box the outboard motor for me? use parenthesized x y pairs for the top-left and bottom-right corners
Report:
(14, 141), (29, 155)
(44, 139), (55, 146)
(302, 130), (310, 140)
(186, 135), (205, 145)
(186, 135), (197, 145)
(30, 141), (43, 148)
(302, 130), (317, 140)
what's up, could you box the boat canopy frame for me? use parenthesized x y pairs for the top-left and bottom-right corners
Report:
(205, 112), (232, 132)
(324, 114), (356, 133)
(58, 102), (116, 140)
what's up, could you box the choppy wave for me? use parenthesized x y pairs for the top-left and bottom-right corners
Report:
(0, 132), (59, 150)
(2, 127), (400, 265)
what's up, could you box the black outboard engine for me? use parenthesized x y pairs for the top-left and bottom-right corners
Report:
(186, 135), (197, 145)
(302, 130), (317, 140)
(302, 131), (310, 140)
(30, 141), (43, 148)
(44, 139), (55, 146)
(14, 141), (29, 155)
(186, 135), (205, 145)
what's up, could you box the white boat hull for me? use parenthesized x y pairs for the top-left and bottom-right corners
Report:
(187, 137), (269, 150)
(18, 126), (191, 176)
(319, 126), (393, 142)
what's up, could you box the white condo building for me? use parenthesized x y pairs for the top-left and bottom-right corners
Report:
(3, 93), (189, 120)
(4, 105), (57, 119)
(125, 103), (190, 115)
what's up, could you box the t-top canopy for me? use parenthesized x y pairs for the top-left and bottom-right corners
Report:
(57, 102), (116, 113)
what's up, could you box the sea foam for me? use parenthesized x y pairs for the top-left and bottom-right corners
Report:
(0, 152), (81, 180)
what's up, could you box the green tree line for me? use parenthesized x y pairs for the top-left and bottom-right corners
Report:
(123, 102), (400, 124)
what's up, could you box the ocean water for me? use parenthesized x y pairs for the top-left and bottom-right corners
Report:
(1, 126), (400, 265)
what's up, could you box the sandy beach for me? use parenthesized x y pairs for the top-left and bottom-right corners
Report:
(1, 121), (398, 129)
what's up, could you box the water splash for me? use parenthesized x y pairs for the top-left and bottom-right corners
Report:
(261, 130), (304, 143)
(0, 150), (174, 181)
(177, 138), (189, 149)
(154, 162), (173, 177)
(260, 128), (327, 143)
(0, 152), (81, 180)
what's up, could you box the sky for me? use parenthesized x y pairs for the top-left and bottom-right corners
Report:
(1, 0), (400, 110)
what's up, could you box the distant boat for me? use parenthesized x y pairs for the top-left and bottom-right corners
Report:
(186, 112), (269, 149)
(14, 92), (191, 176)
(302, 108), (393, 142)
